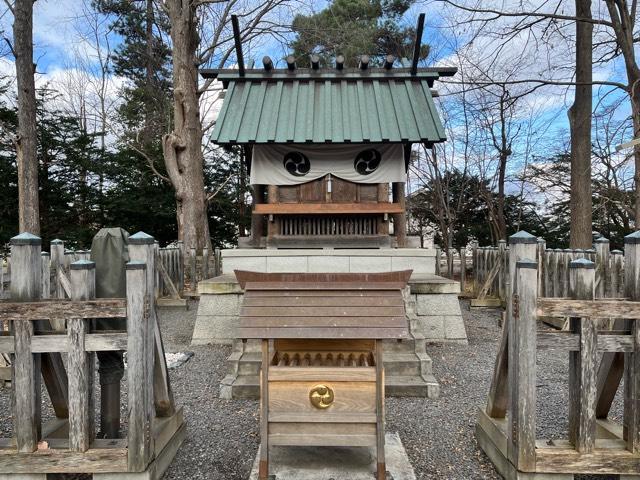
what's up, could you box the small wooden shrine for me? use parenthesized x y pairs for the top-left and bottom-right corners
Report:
(201, 16), (455, 249)
(235, 270), (411, 480)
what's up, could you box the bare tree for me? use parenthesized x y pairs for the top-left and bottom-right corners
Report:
(8, 0), (39, 234)
(161, 0), (291, 252)
(434, 0), (640, 229)
(569, 0), (593, 248)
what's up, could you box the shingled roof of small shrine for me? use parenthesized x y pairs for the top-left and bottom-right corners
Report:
(202, 66), (455, 145)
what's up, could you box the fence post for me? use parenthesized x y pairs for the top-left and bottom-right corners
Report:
(69, 260), (96, 452)
(610, 250), (623, 297)
(50, 239), (65, 299)
(41, 252), (50, 300)
(506, 232), (537, 416)
(10, 233), (42, 452)
(624, 232), (640, 452)
(537, 238), (546, 297)
(126, 261), (154, 471)
(190, 246), (197, 290)
(128, 232), (175, 418)
(435, 245), (441, 276)
(595, 237), (610, 299)
(497, 240), (507, 301)
(568, 259), (596, 453)
(447, 248), (454, 279)
(509, 258), (537, 470)
(459, 247), (466, 293)
(177, 240), (185, 293)
(215, 247), (221, 277)
(471, 240), (478, 293)
(202, 246), (210, 280)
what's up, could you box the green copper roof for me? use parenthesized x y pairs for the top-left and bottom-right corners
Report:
(208, 68), (450, 145)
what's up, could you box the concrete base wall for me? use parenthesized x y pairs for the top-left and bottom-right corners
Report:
(193, 273), (467, 346)
(220, 248), (436, 275)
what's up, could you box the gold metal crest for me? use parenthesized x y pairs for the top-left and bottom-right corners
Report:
(309, 384), (334, 409)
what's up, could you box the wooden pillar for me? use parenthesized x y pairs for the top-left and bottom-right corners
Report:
(595, 237), (610, 299)
(377, 183), (390, 236)
(435, 245), (441, 276)
(624, 231), (640, 452)
(392, 182), (406, 247)
(10, 233), (42, 452)
(498, 240), (507, 301)
(267, 185), (279, 241)
(460, 247), (466, 294)
(509, 258), (538, 470)
(251, 185), (265, 247)
(536, 238), (546, 298)
(486, 232), (536, 421)
(471, 240), (478, 293)
(126, 261), (154, 471)
(568, 259), (596, 453)
(69, 260), (96, 452)
(128, 232), (175, 418)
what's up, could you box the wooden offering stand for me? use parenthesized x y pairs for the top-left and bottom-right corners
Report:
(235, 270), (411, 480)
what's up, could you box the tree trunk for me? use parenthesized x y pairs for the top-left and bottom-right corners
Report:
(14, 0), (40, 235)
(163, 0), (211, 253)
(568, 0), (593, 249)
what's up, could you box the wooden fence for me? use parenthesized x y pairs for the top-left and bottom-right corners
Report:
(0, 231), (184, 477)
(471, 237), (624, 305)
(476, 230), (640, 478)
(1, 239), (222, 301)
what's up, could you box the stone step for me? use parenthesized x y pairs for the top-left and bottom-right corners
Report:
(386, 375), (440, 398)
(381, 338), (417, 353)
(383, 353), (431, 377)
(224, 374), (440, 399)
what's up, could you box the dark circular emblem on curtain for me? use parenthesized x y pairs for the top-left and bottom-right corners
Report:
(283, 151), (311, 177)
(354, 149), (381, 175)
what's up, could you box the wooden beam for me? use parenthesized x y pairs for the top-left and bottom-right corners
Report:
(253, 202), (403, 215)
(410, 13), (425, 76)
(231, 15), (244, 77)
(537, 298), (640, 319)
(0, 299), (126, 321)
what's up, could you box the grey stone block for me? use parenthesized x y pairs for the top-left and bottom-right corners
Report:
(349, 256), (392, 272)
(249, 433), (416, 480)
(266, 255), (308, 272)
(416, 293), (462, 316)
(191, 315), (237, 345)
(308, 256), (350, 272)
(391, 256), (435, 274)
(222, 256), (267, 274)
(410, 315), (445, 340)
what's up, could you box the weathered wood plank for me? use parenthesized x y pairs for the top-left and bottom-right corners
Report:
(624, 233), (640, 453)
(126, 261), (154, 472)
(268, 367), (376, 382)
(10, 233), (43, 452)
(537, 298), (640, 320)
(0, 299), (126, 321)
(0, 447), (128, 474)
(375, 339), (385, 480)
(240, 305), (406, 317)
(68, 261), (96, 452)
(509, 259), (537, 470)
(238, 326), (408, 339)
(243, 296), (405, 307)
(259, 339), (269, 480)
(129, 234), (175, 418)
(0, 333), (128, 354)
(485, 320), (508, 418)
(567, 259), (596, 453)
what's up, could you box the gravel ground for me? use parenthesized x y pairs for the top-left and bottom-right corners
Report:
(0, 299), (626, 479)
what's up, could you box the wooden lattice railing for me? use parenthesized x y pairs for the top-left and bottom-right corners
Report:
(476, 230), (640, 477)
(0, 232), (184, 477)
